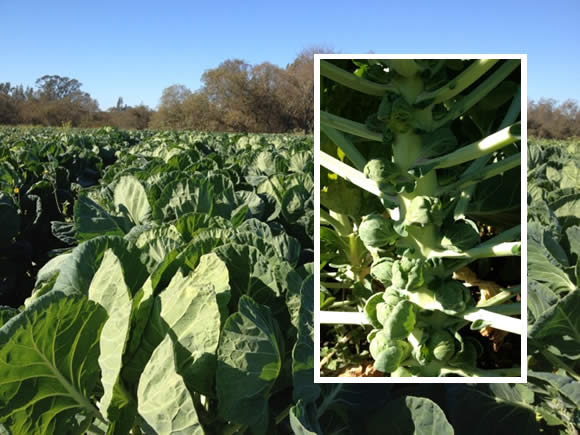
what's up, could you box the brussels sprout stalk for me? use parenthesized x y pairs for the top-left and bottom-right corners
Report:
(320, 58), (522, 376)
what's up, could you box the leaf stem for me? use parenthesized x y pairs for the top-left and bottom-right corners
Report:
(458, 307), (521, 334)
(320, 151), (382, 197)
(321, 124), (367, 171)
(318, 311), (367, 325)
(320, 60), (397, 96)
(438, 153), (521, 194)
(428, 241), (521, 260)
(416, 122), (521, 171)
(320, 208), (351, 236)
(476, 290), (518, 307)
(416, 59), (499, 104)
(432, 59), (521, 129)
(320, 111), (383, 142)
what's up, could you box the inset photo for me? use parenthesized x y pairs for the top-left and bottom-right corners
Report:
(314, 55), (526, 382)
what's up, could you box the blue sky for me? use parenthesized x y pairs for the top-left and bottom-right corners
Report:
(1, 0), (578, 110)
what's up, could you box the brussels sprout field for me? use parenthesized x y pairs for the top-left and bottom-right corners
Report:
(319, 58), (523, 378)
(0, 127), (315, 434)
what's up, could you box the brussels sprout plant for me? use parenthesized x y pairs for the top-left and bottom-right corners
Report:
(319, 57), (523, 378)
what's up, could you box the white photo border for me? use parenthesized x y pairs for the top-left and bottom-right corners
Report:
(314, 53), (528, 384)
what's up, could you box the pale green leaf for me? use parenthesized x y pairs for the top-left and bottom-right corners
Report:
(137, 335), (203, 435)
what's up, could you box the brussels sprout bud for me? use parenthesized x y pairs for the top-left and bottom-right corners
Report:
(383, 290), (405, 307)
(449, 337), (482, 368)
(364, 292), (386, 329)
(363, 158), (399, 183)
(370, 257), (394, 285)
(370, 334), (412, 373)
(392, 256), (424, 290)
(377, 299), (416, 340)
(405, 196), (443, 227)
(428, 330), (456, 362)
(434, 280), (473, 313)
(358, 213), (397, 249)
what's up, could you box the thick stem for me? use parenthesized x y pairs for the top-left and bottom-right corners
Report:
(348, 233), (362, 269)
(476, 290), (518, 307)
(394, 131), (439, 257)
(444, 225), (521, 273)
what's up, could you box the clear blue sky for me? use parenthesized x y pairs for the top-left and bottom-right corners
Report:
(1, 0), (578, 110)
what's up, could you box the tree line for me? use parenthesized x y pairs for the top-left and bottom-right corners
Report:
(0, 49), (315, 134)
(1, 52), (579, 138)
(528, 98), (580, 139)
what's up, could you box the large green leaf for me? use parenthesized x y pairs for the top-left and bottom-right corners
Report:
(466, 166), (520, 227)
(560, 161), (579, 190)
(186, 252), (231, 322)
(366, 396), (454, 435)
(157, 265), (225, 396)
(133, 224), (184, 268)
(53, 236), (148, 297)
(292, 275), (319, 404)
(444, 384), (540, 435)
(153, 178), (213, 221)
(528, 371), (580, 409)
(113, 175), (152, 226)
(172, 212), (231, 242)
(529, 290), (580, 361)
(137, 334), (203, 434)
(216, 296), (283, 433)
(527, 240), (575, 294)
(74, 195), (127, 241)
(527, 280), (559, 324)
(0, 292), (107, 434)
(289, 400), (320, 435)
(551, 193), (580, 220)
(88, 249), (136, 428)
(214, 243), (284, 311)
